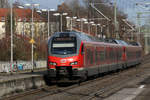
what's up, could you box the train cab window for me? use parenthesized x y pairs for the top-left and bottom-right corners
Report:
(51, 36), (77, 55)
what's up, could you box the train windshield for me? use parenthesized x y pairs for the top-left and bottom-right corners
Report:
(51, 37), (77, 55)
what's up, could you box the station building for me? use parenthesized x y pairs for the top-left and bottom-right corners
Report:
(0, 8), (47, 39)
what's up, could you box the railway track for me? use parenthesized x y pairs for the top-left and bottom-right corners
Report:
(36, 67), (143, 100)
(1, 85), (57, 100)
(36, 55), (150, 100)
(2, 69), (122, 100)
(81, 55), (150, 100)
(81, 69), (144, 100)
(2, 55), (150, 100)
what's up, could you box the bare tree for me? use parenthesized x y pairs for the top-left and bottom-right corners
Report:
(0, 0), (9, 8)
(65, 0), (81, 17)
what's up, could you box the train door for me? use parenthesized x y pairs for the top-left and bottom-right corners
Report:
(84, 44), (94, 67)
(80, 43), (84, 68)
(97, 45), (106, 73)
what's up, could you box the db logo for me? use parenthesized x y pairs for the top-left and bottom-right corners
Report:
(60, 59), (66, 63)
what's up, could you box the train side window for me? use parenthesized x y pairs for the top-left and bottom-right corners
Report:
(88, 49), (93, 65)
(95, 49), (98, 63)
(86, 48), (90, 65)
(112, 49), (114, 60)
(110, 48), (113, 60)
(112, 48), (115, 60)
(106, 49), (109, 60)
(101, 51), (105, 61)
(118, 49), (122, 60)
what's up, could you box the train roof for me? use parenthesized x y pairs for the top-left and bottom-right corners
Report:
(51, 31), (103, 42)
(104, 38), (128, 46)
(50, 31), (140, 47)
(128, 41), (141, 46)
(104, 38), (142, 47)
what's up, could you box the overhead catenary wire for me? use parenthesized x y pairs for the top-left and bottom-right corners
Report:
(90, 3), (111, 21)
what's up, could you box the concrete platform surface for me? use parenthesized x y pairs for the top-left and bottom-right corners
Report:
(105, 87), (145, 100)
(133, 82), (150, 100)
(0, 70), (47, 98)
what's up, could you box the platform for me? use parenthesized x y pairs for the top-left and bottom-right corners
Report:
(0, 70), (47, 98)
(104, 68), (150, 100)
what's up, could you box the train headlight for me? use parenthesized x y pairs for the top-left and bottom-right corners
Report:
(50, 62), (57, 66)
(70, 61), (78, 65)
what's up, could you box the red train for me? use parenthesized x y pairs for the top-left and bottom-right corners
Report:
(47, 32), (142, 81)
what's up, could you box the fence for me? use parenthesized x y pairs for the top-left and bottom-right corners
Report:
(0, 61), (46, 73)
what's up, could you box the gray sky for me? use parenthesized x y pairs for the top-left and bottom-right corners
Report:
(13, 0), (65, 9)
(33, 0), (65, 9)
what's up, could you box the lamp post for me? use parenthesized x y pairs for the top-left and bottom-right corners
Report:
(90, 21), (94, 35)
(92, 24), (96, 36)
(101, 25), (106, 38)
(66, 16), (77, 31)
(60, 13), (68, 32)
(76, 18), (87, 32)
(114, 0), (119, 39)
(92, 23), (101, 37)
(76, 19), (82, 31)
(66, 16), (71, 30)
(25, 3), (39, 72)
(18, 6), (24, 9)
(97, 24), (101, 36)
(94, 24), (100, 37)
(10, 0), (13, 72)
(41, 9), (55, 39)
(84, 21), (89, 34)
(100, 26), (103, 38)
(53, 13), (68, 32)
(48, 9), (55, 37)
(72, 17), (77, 30)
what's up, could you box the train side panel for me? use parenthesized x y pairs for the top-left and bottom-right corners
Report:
(126, 46), (142, 67)
(83, 42), (125, 77)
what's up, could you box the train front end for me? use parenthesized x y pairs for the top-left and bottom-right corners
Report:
(47, 32), (84, 80)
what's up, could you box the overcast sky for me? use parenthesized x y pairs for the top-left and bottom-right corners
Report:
(13, 0), (65, 9)
(32, 0), (65, 9)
